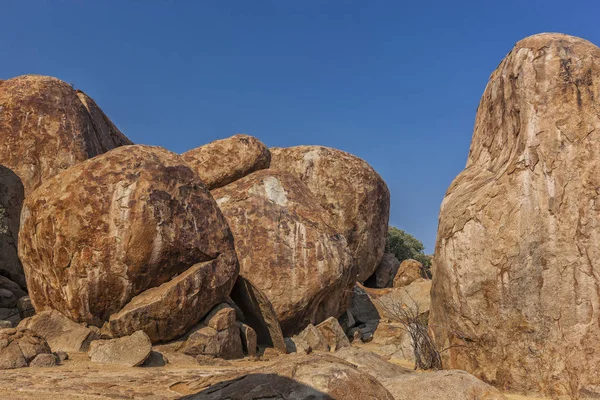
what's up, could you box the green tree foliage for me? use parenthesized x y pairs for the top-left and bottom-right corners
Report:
(386, 226), (432, 275)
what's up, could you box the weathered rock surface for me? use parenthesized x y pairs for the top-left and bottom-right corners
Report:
(270, 145), (390, 282)
(213, 170), (355, 336)
(0, 328), (51, 369)
(371, 252), (401, 288)
(430, 33), (600, 396)
(295, 323), (330, 352)
(229, 276), (287, 352)
(88, 331), (152, 367)
(393, 259), (424, 288)
(17, 296), (34, 319)
(19, 145), (238, 341)
(0, 167), (25, 289)
(315, 317), (351, 351)
(180, 354), (395, 400)
(333, 347), (506, 400)
(284, 336), (312, 355)
(366, 280), (432, 321)
(18, 310), (99, 353)
(238, 322), (257, 356)
(181, 323), (244, 360)
(182, 134), (270, 190)
(0, 75), (132, 196)
(29, 353), (57, 367)
(350, 284), (381, 324)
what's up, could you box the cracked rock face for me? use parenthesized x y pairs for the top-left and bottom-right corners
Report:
(213, 170), (355, 336)
(270, 145), (390, 283)
(18, 145), (239, 339)
(430, 33), (600, 396)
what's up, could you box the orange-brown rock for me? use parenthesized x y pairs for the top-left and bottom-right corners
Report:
(0, 75), (132, 195)
(182, 134), (270, 190)
(393, 259), (424, 288)
(430, 33), (600, 397)
(270, 146), (389, 282)
(19, 145), (238, 340)
(213, 170), (355, 336)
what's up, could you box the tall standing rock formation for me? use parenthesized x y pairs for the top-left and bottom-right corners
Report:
(430, 33), (600, 396)
(270, 146), (389, 282)
(0, 75), (132, 290)
(19, 145), (238, 342)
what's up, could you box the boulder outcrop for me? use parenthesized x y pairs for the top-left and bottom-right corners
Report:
(19, 145), (238, 341)
(393, 259), (423, 288)
(0, 75), (132, 195)
(270, 145), (390, 282)
(182, 134), (270, 190)
(430, 33), (600, 396)
(0, 328), (52, 369)
(213, 169), (355, 336)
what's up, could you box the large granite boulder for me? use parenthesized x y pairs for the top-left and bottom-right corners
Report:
(0, 75), (132, 196)
(393, 259), (424, 288)
(0, 75), (131, 294)
(430, 33), (600, 396)
(270, 145), (390, 282)
(212, 170), (355, 336)
(19, 145), (238, 342)
(182, 134), (270, 190)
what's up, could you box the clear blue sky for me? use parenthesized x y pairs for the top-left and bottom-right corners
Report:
(1, 1), (599, 252)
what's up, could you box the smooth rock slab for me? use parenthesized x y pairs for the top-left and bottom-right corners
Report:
(88, 331), (152, 367)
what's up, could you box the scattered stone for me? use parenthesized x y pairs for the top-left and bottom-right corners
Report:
(393, 259), (424, 288)
(260, 347), (281, 360)
(0, 328), (51, 369)
(284, 336), (311, 355)
(0, 320), (11, 329)
(88, 331), (152, 367)
(195, 354), (232, 366)
(54, 351), (68, 362)
(316, 317), (351, 351)
(213, 170), (354, 336)
(338, 310), (356, 332)
(295, 324), (329, 352)
(29, 353), (57, 367)
(350, 328), (362, 343)
(182, 323), (243, 360)
(19, 145), (239, 341)
(18, 310), (99, 352)
(238, 322), (257, 357)
(229, 276), (287, 353)
(0, 288), (16, 309)
(182, 134), (271, 190)
(372, 253), (401, 288)
(142, 351), (168, 367)
(204, 303), (236, 331)
(270, 145), (390, 282)
(17, 296), (35, 319)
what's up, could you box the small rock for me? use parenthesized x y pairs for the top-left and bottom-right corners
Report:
(316, 317), (351, 351)
(142, 351), (168, 367)
(350, 328), (362, 343)
(338, 310), (356, 332)
(182, 323), (243, 360)
(0, 328), (51, 369)
(393, 259), (424, 288)
(361, 332), (374, 343)
(204, 303), (237, 331)
(54, 351), (68, 362)
(29, 353), (57, 367)
(261, 347), (281, 360)
(0, 288), (17, 308)
(17, 296), (35, 319)
(88, 331), (152, 367)
(0, 320), (12, 329)
(285, 336), (312, 355)
(238, 322), (257, 357)
(18, 310), (99, 352)
(295, 324), (329, 352)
